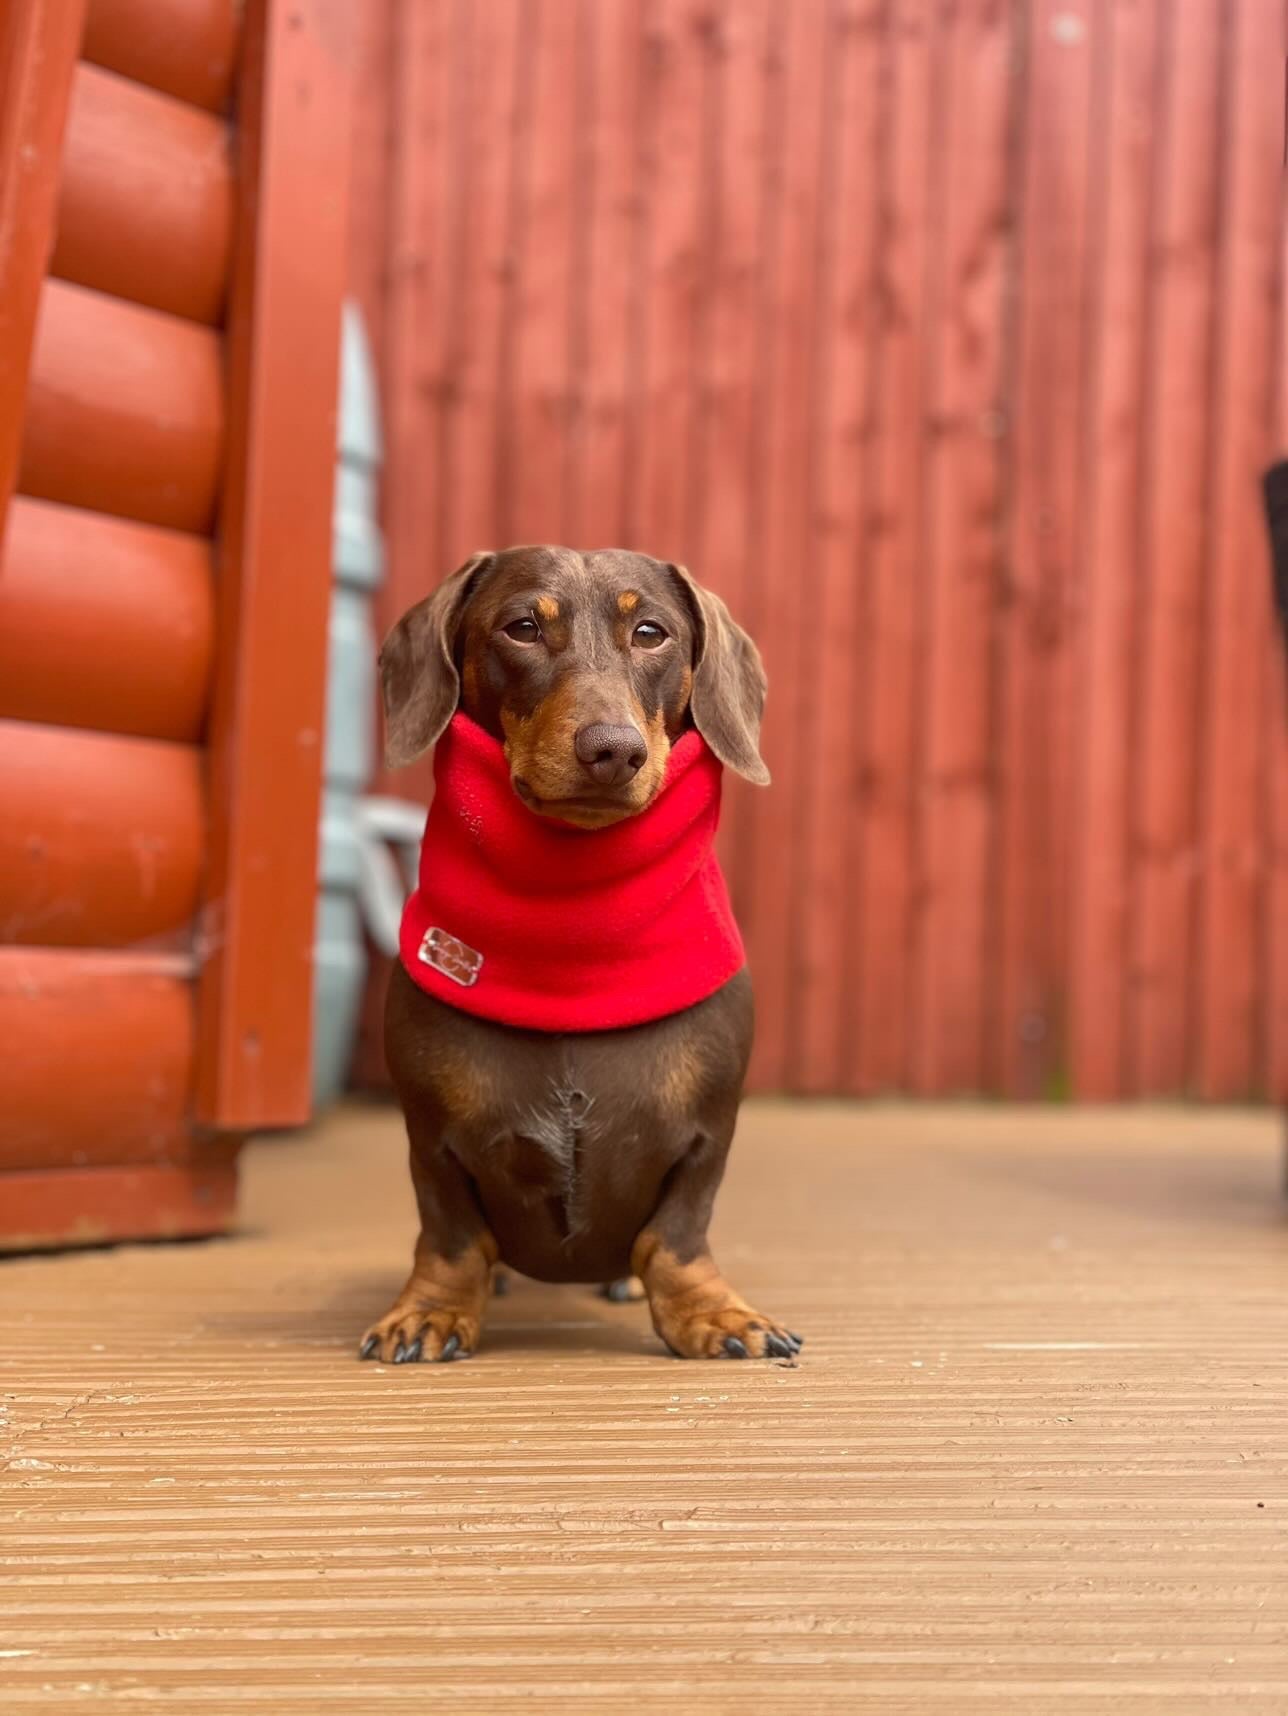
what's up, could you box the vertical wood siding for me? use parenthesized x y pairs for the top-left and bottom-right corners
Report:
(357, 0), (1288, 1100)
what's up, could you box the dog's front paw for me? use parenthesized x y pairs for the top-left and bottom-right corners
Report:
(658, 1303), (803, 1361)
(358, 1302), (481, 1365)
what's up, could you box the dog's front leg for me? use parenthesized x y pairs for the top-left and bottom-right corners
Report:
(631, 1129), (802, 1362)
(359, 1116), (498, 1365)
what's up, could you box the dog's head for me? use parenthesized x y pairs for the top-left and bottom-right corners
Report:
(379, 546), (769, 828)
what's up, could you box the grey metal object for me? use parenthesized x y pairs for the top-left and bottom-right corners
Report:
(355, 796), (424, 959)
(312, 305), (384, 1109)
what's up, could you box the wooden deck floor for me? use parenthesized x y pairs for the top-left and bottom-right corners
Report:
(3, 1101), (1288, 1712)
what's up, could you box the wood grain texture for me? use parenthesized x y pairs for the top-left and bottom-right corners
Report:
(1, 1099), (1285, 1706)
(996, 0), (1094, 1099)
(910, 0), (1009, 1095)
(571, 0), (643, 551)
(1067, 0), (1159, 1100)
(502, 0), (581, 548)
(1128, 3), (1223, 1095)
(852, 0), (932, 1095)
(376, 0), (455, 805)
(437, 0), (524, 566)
(1193, 0), (1280, 1101)
(745, 0), (829, 1091)
(692, 0), (775, 935)
(629, 0), (710, 564)
(792, 0), (882, 1093)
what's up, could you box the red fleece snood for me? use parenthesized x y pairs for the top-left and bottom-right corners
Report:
(399, 713), (745, 1031)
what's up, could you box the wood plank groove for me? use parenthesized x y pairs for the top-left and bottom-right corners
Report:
(2, 1100), (1285, 1709)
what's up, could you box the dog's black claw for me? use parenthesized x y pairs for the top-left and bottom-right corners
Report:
(723, 1336), (749, 1359)
(402, 1338), (423, 1364)
(787, 1331), (805, 1351)
(765, 1332), (793, 1359)
(359, 1335), (380, 1360)
(393, 1341), (410, 1364)
(439, 1333), (461, 1362)
(492, 1271), (510, 1297)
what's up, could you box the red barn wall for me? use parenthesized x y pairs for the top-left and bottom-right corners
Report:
(353, 0), (1288, 1101)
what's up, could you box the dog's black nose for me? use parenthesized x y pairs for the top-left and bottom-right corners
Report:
(575, 722), (647, 786)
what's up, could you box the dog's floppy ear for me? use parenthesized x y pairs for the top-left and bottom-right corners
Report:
(379, 552), (494, 769)
(668, 563), (770, 786)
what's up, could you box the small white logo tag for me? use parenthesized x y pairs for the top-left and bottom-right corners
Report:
(418, 927), (484, 987)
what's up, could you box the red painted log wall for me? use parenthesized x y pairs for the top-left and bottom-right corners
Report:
(0, 0), (347, 1247)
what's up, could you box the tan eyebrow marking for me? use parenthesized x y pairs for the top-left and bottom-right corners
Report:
(617, 590), (641, 614)
(535, 596), (560, 620)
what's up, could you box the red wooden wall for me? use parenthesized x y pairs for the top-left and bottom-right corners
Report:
(0, 0), (349, 1247)
(351, 0), (1288, 1102)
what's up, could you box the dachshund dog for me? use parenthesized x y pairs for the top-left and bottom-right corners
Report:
(361, 547), (801, 1364)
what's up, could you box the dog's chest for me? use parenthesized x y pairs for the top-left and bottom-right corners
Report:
(503, 1077), (598, 1193)
(456, 1056), (683, 1225)
(424, 996), (722, 1223)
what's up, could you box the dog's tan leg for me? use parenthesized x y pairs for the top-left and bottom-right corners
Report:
(360, 1114), (498, 1364)
(360, 1233), (497, 1364)
(631, 1128), (802, 1361)
(632, 1233), (800, 1360)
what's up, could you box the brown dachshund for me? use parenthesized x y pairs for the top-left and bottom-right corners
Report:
(361, 546), (802, 1363)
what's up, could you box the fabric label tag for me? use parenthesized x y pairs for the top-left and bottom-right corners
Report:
(418, 927), (484, 987)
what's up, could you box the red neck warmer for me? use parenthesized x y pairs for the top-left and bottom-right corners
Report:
(399, 713), (745, 1031)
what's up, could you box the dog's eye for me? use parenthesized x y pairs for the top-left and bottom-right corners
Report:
(503, 617), (541, 644)
(633, 622), (668, 649)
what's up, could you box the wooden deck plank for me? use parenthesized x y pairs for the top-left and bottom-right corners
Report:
(2, 1099), (1285, 1710)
